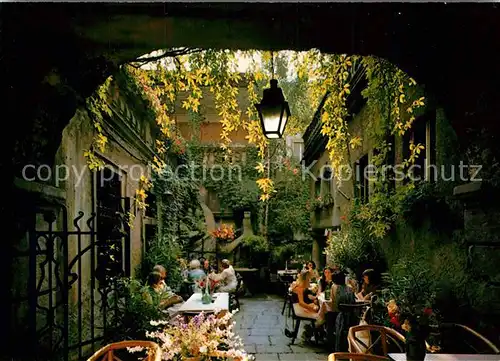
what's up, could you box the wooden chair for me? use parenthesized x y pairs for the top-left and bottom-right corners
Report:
(432, 323), (500, 354)
(328, 352), (389, 361)
(348, 324), (406, 357)
(87, 340), (161, 361)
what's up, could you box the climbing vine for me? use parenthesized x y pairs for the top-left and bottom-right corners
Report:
(84, 49), (431, 238)
(83, 77), (113, 170)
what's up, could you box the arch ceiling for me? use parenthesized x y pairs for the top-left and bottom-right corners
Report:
(4, 3), (500, 152)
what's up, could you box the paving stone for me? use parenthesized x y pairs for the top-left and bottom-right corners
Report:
(245, 336), (271, 345)
(235, 295), (328, 359)
(250, 328), (283, 336)
(278, 353), (325, 361)
(243, 344), (257, 354)
(252, 353), (280, 361)
(269, 336), (292, 346)
(256, 344), (293, 354)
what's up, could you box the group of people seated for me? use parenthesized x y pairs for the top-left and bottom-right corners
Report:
(184, 258), (238, 293)
(289, 261), (380, 350)
(142, 258), (240, 315)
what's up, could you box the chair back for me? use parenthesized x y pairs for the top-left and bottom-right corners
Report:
(348, 324), (405, 356)
(435, 323), (500, 354)
(328, 352), (389, 361)
(86, 340), (161, 361)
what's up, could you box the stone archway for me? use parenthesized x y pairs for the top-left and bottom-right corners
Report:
(3, 4), (500, 355)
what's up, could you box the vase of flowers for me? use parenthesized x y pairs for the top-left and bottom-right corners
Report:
(379, 258), (440, 361)
(128, 310), (251, 361)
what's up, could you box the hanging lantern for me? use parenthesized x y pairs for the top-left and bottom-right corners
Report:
(255, 79), (291, 139)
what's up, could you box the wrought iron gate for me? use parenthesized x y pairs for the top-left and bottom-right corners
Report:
(11, 197), (131, 361)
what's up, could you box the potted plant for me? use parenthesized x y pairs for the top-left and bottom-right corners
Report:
(128, 310), (251, 360)
(379, 257), (439, 361)
(210, 224), (236, 243)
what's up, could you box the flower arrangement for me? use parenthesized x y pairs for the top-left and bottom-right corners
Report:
(197, 275), (219, 294)
(383, 257), (437, 337)
(210, 224), (235, 242)
(129, 310), (251, 361)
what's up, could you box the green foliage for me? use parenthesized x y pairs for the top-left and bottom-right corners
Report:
(268, 162), (311, 238)
(144, 160), (205, 289)
(107, 278), (165, 341)
(381, 254), (439, 317)
(241, 235), (269, 253)
(325, 204), (386, 277)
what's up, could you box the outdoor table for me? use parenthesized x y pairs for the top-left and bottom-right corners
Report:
(389, 354), (500, 361)
(233, 267), (259, 295)
(177, 292), (229, 315)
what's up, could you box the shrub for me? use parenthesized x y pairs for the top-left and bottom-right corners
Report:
(107, 278), (165, 342)
(325, 226), (386, 278)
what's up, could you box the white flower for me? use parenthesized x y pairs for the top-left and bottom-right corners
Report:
(199, 346), (208, 353)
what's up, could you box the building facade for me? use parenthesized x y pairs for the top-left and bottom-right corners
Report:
(10, 71), (158, 360)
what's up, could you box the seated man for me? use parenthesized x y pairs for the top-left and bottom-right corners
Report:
(212, 259), (238, 293)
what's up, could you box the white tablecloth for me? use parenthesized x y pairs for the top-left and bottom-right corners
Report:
(177, 292), (229, 314)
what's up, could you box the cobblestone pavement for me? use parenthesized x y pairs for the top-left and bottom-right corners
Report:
(233, 294), (329, 361)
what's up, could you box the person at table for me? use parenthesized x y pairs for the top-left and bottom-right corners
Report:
(331, 270), (357, 352)
(202, 258), (215, 274)
(356, 268), (380, 301)
(318, 267), (334, 295)
(143, 271), (183, 309)
(212, 259), (238, 293)
(153, 264), (172, 293)
(291, 271), (319, 318)
(304, 260), (320, 282)
(188, 259), (206, 282)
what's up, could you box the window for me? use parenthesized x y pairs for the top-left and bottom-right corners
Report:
(403, 112), (436, 182)
(292, 141), (303, 161)
(314, 178), (321, 198)
(144, 224), (156, 253)
(322, 166), (333, 196)
(355, 154), (369, 203)
(94, 166), (130, 286)
(145, 191), (156, 218)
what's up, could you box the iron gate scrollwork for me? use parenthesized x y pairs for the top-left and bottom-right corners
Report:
(13, 197), (131, 361)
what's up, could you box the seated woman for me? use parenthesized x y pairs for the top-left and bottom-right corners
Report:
(143, 271), (183, 309)
(318, 267), (334, 295)
(291, 271), (319, 319)
(305, 260), (321, 283)
(356, 268), (380, 301)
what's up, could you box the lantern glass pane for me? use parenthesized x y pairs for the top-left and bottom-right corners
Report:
(279, 110), (288, 136)
(261, 105), (282, 133)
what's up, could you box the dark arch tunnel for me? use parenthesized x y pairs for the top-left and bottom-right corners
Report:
(4, 2), (500, 166)
(3, 4), (500, 354)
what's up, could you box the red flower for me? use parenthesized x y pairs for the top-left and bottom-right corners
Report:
(390, 316), (401, 328)
(424, 308), (433, 316)
(340, 215), (347, 222)
(293, 168), (299, 175)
